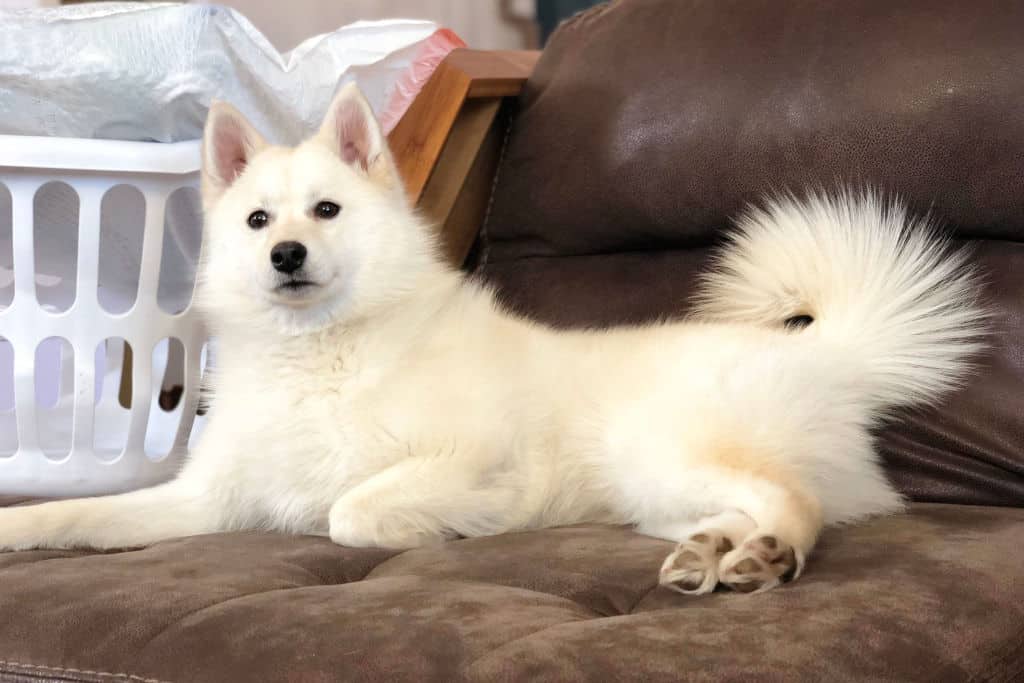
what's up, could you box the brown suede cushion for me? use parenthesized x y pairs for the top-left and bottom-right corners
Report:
(1, 502), (1023, 682)
(479, 0), (1024, 506)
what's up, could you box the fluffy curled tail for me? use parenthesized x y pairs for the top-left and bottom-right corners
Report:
(692, 190), (987, 411)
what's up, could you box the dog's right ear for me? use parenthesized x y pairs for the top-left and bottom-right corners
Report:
(315, 83), (401, 191)
(201, 101), (267, 208)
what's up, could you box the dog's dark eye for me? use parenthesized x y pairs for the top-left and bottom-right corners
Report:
(247, 210), (269, 230)
(785, 314), (814, 330)
(314, 201), (341, 220)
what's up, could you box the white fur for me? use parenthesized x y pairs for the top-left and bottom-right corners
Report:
(0, 88), (986, 589)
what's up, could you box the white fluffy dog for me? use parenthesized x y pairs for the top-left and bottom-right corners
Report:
(0, 85), (986, 594)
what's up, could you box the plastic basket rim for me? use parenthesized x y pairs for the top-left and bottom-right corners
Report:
(0, 135), (201, 175)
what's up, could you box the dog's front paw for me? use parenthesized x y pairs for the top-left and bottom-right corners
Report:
(718, 534), (801, 594)
(328, 499), (445, 550)
(327, 513), (385, 549)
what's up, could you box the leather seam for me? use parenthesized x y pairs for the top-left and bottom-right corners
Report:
(477, 110), (514, 274)
(482, 242), (720, 267)
(0, 660), (170, 683)
(556, 0), (617, 34)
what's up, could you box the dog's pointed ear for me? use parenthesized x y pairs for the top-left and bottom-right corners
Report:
(316, 83), (400, 189)
(201, 101), (267, 207)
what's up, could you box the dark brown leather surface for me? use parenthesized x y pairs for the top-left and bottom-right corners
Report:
(486, 0), (1024, 260)
(480, 0), (1024, 505)
(2, 503), (1023, 682)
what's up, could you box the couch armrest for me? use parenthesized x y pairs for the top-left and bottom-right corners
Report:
(387, 49), (540, 266)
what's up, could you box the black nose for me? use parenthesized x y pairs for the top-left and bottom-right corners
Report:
(270, 241), (307, 274)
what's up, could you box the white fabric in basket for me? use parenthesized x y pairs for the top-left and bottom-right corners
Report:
(0, 2), (454, 143)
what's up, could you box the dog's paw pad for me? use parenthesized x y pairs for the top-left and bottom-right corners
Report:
(658, 531), (729, 595)
(719, 535), (797, 594)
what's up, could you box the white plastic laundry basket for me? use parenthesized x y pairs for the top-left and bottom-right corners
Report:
(0, 135), (207, 497)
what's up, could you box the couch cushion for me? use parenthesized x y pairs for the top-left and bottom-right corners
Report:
(1, 502), (1023, 682)
(478, 0), (1024, 506)
(485, 0), (1024, 260)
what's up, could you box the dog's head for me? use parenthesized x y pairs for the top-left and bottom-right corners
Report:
(197, 84), (438, 335)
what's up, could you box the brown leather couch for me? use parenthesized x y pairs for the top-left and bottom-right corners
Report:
(3, 1), (1024, 680)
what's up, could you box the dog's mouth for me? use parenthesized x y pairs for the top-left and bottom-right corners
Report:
(277, 280), (317, 291)
(266, 270), (339, 308)
(271, 279), (322, 300)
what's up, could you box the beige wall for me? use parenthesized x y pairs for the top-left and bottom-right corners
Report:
(193, 0), (537, 52)
(2, 0), (59, 8)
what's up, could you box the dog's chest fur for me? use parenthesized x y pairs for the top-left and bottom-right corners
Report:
(194, 321), (542, 530)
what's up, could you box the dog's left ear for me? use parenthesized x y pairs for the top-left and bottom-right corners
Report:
(316, 83), (400, 190)
(201, 100), (267, 209)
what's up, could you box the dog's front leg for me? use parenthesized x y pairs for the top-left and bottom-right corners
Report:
(328, 455), (523, 550)
(0, 480), (220, 551)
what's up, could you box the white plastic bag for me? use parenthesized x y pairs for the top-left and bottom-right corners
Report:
(0, 2), (463, 142)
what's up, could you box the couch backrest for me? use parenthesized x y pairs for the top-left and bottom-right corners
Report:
(478, 0), (1024, 506)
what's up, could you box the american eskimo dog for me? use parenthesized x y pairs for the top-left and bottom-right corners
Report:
(0, 85), (985, 594)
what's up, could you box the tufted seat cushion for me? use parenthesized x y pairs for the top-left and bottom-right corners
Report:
(2, 500), (1024, 682)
